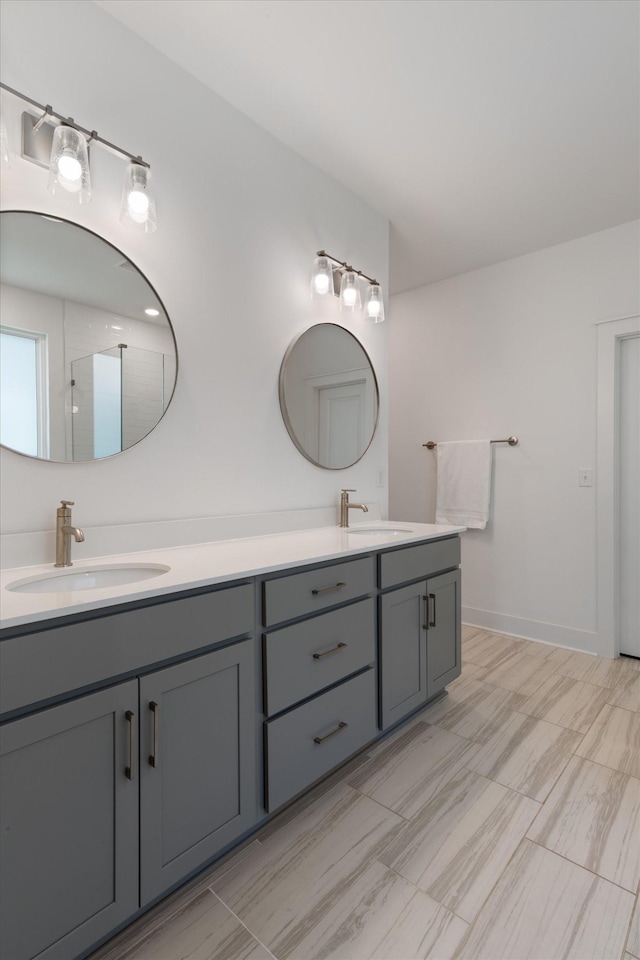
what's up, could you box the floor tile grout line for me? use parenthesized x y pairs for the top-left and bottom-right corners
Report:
(380, 775), (543, 930)
(601, 700), (640, 717)
(458, 755), (570, 807)
(559, 751), (640, 783)
(373, 856), (476, 931)
(103, 886), (222, 960)
(207, 888), (280, 960)
(511, 705), (591, 738)
(525, 837), (640, 896)
(455, 833), (637, 960)
(346, 782), (417, 822)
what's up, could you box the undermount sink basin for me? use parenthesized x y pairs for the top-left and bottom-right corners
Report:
(7, 563), (171, 594)
(348, 527), (413, 536)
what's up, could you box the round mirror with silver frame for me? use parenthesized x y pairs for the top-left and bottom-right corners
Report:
(0, 210), (177, 463)
(279, 323), (379, 469)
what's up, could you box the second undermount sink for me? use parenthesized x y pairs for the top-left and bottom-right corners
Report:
(7, 563), (171, 594)
(348, 527), (414, 536)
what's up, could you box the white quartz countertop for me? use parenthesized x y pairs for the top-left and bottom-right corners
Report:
(0, 521), (465, 631)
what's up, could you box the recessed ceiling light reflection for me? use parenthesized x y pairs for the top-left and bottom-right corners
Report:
(145, 308), (159, 317)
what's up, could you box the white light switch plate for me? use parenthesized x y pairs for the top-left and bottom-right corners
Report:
(578, 468), (593, 487)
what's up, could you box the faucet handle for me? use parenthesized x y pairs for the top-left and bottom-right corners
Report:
(341, 489), (356, 494)
(60, 500), (74, 507)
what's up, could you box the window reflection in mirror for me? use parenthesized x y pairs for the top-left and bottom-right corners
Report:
(0, 211), (177, 462)
(279, 323), (379, 469)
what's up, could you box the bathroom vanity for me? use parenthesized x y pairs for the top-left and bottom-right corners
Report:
(0, 523), (462, 960)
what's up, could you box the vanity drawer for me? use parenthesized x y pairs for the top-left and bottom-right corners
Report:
(262, 557), (374, 626)
(0, 583), (254, 716)
(264, 599), (375, 716)
(264, 668), (377, 811)
(379, 537), (460, 589)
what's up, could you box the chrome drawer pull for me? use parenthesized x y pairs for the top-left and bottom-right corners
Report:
(312, 581), (346, 596)
(125, 710), (135, 780)
(313, 642), (348, 660)
(314, 721), (348, 744)
(149, 701), (159, 768)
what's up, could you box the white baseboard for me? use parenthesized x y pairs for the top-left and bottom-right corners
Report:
(462, 605), (601, 656)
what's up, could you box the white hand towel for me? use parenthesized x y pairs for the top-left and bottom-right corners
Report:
(435, 440), (492, 529)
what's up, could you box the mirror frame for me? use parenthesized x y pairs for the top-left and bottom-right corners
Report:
(279, 322), (380, 470)
(0, 209), (178, 463)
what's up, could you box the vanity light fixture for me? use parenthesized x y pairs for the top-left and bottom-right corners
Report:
(339, 269), (361, 314)
(120, 162), (156, 233)
(0, 81), (156, 230)
(363, 283), (385, 324)
(310, 254), (335, 298)
(47, 124), (91, 203)
(310, 250), (385, 322)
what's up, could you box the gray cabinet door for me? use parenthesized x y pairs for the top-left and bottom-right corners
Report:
(0, 681), (139, 960)
(426, 569), (462, 697)
(379, 581), (428, 730)
(139, 641), (256, 905)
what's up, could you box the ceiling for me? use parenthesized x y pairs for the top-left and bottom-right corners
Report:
(95, 0), (639, 294)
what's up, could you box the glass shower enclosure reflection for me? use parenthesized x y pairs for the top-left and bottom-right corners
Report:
(70, 344), (175, 461)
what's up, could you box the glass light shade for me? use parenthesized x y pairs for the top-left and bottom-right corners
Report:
(364, 283), (385, 323)
(339, 270), (362, 313)
(47, 125), (91, 203)
(120, 162), (157, 233)
(310, 255), (335, 298)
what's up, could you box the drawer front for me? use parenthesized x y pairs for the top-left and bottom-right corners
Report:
(379, 537), (460, 589)
(265, 669), (377, 811)
(262, 557), (374, 626)
(0, 583), (254, 717)
(264, 599), (375, 716)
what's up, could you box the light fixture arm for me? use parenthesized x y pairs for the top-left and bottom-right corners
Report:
(0, 81), (150, 169)
(317, 249), (379, 285)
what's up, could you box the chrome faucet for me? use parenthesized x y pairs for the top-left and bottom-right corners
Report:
(340, 489), (369, 528)
(55, 500), (85, 567)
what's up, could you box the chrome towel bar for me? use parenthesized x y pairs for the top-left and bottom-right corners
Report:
(423, 436), (518, 449)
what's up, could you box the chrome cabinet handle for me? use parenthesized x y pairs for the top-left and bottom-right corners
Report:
(314, 721), (348, 744)
(149, 701), (159, 768)
(125, 710), (135, 780)
(312, 582), (346, 596)
(429, 593), (437, 628)
(313, 642), (348, 660)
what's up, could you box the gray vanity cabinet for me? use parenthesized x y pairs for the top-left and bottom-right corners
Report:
(0, 681), (139, 960)
(262, 556), (378, 812)
(139, 641), (255, 906)
(379, 537), (462, 730)
(379, 582), (429, 729)
(426, 569), (461, 697)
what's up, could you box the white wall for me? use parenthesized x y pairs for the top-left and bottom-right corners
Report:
(389, 221), (640, 655)
(0, 0), (388, 538)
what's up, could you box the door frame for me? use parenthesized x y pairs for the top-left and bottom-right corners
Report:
(596, 314), (640, 658)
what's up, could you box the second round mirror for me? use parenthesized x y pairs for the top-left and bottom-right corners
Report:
(279, 323), (379, 469)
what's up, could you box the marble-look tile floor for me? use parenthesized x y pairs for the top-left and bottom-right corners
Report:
(92, 628), (640, 960)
